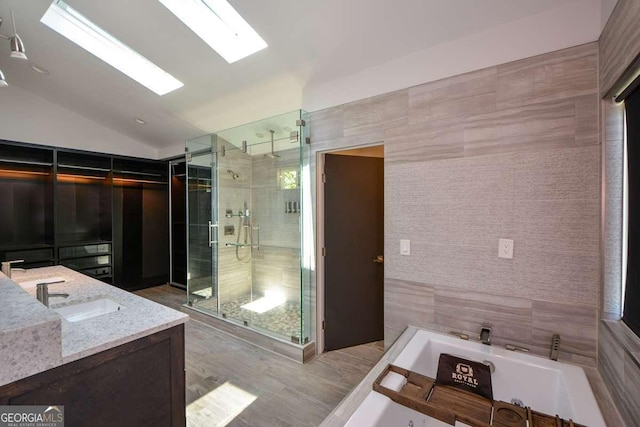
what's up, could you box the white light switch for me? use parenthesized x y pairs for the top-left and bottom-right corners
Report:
(498, 239), (514, 259)
(400, 239), (411, 256)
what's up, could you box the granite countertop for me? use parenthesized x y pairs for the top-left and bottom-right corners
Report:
(0, 266), (188, 387)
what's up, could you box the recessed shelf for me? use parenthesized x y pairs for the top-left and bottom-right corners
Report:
(225, 243), (255, 248)
(0, 243), (54, 252)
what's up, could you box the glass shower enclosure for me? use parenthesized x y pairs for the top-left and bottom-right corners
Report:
(185, 110), (313, 346)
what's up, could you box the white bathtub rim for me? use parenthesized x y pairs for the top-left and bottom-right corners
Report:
(392, 326), (605, 427)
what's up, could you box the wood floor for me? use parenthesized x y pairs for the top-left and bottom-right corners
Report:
(136, 285), (385, 427)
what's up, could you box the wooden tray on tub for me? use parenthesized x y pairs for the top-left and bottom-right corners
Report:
(372, 364), (587, 427)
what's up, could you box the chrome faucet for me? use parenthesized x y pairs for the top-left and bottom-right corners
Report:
(36, 281), (68, 307)
(505, 344), (530, 353)
(1, 259), (26, 279)
(449, 331), (469, 340)
(480, 326), (492, 345)
(550, 334), (561, 361)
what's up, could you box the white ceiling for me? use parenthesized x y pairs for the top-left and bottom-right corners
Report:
(0, 0), (614, 155)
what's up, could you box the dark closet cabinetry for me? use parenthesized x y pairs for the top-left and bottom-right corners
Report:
(56, 152), (113, 281)
(0, 143), (54, 268)
(0, 140), (169, 290)
(113, 159), (169, 290)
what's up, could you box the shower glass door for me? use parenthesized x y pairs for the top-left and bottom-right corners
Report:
(185, 110), (313, 346)
(215, 110), (307, 343)
(186, 135), (218, 314)
(215, 142), (253, 327)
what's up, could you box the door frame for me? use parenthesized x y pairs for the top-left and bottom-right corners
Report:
(168, 155), (187, 289)
(316, 142), (384, 354)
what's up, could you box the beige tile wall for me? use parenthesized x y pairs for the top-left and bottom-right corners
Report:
(599, 322), (639, 424)
(250, 148), (302, 302)
(217, 139), (253, 302)
(310, 42), (600, 364)
(599, 0), (640, 97)
(599, 0), (640, 425)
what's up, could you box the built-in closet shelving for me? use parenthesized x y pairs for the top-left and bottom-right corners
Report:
(113, 158), (169, 290)
(56, 151), (113, 282)
(0, 140), (169, 290)
(0, 142), (55, 268)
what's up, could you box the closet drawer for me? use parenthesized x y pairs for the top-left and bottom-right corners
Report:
(59, 243), (111, 260)
(60, 254), (111, 270)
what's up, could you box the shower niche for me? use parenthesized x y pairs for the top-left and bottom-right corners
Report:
(184, 110), (314, 361)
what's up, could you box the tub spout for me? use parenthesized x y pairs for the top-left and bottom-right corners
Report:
(480, 326), (492, 345)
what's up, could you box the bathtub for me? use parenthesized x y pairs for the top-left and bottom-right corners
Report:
(345, 329), (606, 427)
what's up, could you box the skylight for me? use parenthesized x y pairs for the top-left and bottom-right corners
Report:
(40, 0), (183, 96)
(157, 0), (267, 63)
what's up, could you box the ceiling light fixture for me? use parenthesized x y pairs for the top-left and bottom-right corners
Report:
(0, 11), (29, 88)
(157, 0), (267, 63)
(30, 63), (50, 75)
(41, 0), (183, 96)
(0, 11), (28, 60)
(134, 117), (147, 125)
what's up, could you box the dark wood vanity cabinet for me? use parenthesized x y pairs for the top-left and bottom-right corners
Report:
(0, 140), (169, 290)
(0, 325), (186, 427)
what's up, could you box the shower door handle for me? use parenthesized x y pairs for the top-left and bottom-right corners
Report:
(208, 221), (218, 247)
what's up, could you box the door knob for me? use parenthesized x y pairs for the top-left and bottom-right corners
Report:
(373, 255), (384, 263)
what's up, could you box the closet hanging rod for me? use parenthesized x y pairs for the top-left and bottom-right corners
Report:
(57, 164), (110, 172)
(0, 158), (53, 167)
(113, 169), (162, 177)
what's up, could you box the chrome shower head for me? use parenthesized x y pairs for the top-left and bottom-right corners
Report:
(227, 169), (240, 179)
(264, 129), (280, 159)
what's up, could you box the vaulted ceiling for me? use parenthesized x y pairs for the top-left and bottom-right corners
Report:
(0, 0), (616, 154)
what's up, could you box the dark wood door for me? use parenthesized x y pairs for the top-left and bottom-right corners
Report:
(324, 154), (384, 351)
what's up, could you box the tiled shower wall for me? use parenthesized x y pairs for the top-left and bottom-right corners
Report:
(217, 141), (302, 304)
(309, 42), (600, 364)
(251, 148), (301, 302)
(598, 0), (640, 424)
(217, 138), (253, 302)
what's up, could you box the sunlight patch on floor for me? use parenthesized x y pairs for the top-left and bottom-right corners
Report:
(240, 290), (285, 313)
(187, 381), (257, 426)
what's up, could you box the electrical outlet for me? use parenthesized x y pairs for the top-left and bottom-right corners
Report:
(498, 239), (514, 259)
(400, 239), (410, 256)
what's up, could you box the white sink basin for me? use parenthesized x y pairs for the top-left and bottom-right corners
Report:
(54, 298), (125, 322)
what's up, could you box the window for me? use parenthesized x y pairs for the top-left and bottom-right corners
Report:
(277, 168), (298, 190)
(156, 0), (267, 63)
(623, 83), (640, 336)
(41, 0), (183, 95)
